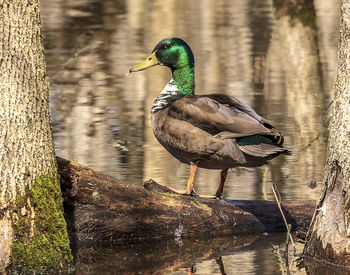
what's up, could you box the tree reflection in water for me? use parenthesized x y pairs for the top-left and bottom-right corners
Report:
(40, 0), (339, 273)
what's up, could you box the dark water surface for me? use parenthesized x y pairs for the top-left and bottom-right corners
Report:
(41, 0), (340, 274)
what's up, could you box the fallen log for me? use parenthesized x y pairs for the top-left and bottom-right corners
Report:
(56, 157), (315, 242)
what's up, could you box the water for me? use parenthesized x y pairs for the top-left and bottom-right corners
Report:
(72, 234), (302, 274)
(40, 0), (340, 273)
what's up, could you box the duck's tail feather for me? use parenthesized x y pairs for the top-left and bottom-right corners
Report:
(237, 133), (291, 158)
(239, 143), (291, 158)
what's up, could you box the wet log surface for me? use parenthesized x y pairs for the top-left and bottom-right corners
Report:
(57, 157), (315, 242)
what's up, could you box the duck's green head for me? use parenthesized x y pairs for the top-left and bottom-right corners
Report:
(130, 38), (194, 72)
(130, 38), (195, 95)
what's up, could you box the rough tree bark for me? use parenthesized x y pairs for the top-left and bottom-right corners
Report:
(304, 0), (350, 268)
(0, 0), (72, 273)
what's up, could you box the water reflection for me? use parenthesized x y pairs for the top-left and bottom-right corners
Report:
(42, 0), (338, 200)
(73, 234), (305, 275)
(40, 0), (339, 274)
(264, 1), (328, 200)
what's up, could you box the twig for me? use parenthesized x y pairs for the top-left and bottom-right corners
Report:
(271, 182), (296, 274)
(272, 244), (289, 275)
(272, 183), (296, 250)
(299, 100), (333, 152)
(49, 40), (102, 81)
(299, 130), (324, 151)
(262, 166), (269, 200)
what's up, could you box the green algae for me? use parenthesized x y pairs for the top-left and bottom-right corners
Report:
(155, 192), (182, 198)
(11, 174), (73, 273)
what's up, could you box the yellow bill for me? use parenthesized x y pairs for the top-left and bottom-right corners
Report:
(129, 52), (159, 73)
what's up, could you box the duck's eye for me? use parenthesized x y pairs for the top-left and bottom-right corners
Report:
(164, 43), (171, 49)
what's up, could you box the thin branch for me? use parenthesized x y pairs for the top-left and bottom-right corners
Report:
(272, 183), (296, 250)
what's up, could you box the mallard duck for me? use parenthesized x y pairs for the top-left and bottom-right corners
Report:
(130, 38), (291, 198)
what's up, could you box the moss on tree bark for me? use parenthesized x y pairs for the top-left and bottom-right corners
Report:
(11, 175), (72, 273)
(0, 0), (72, 272)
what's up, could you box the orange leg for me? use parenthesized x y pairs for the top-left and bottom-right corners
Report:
(168, 162), (198, 196)
(185, 162), (197, 195)
(168, 165), (228, 199)
(199, 168), (228, 199)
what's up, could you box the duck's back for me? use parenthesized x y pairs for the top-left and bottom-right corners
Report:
(151, 94), (290, 169)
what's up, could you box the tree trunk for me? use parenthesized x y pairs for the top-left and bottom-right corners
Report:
(0, 0), (72, 273)
(304, 0), (350, 267)
(57, 157), (314, 242)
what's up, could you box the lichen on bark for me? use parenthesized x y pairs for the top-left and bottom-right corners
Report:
(10, 174), (73, 273)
